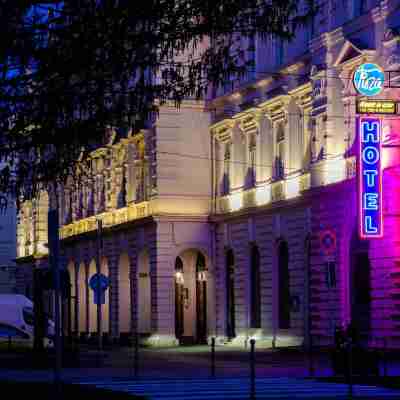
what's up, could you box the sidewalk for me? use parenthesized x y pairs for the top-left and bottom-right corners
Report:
(0, 346), (386, 380)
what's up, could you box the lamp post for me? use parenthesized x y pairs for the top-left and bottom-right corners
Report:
(48, 191), (62, 389)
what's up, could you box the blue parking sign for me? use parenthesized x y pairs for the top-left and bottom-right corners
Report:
(89, 273), (110, 305)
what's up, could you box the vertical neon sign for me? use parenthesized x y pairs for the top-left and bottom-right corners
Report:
(358, 117), (383, 238)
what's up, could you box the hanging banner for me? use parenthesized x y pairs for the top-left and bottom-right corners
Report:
(358, 117), (383, 238)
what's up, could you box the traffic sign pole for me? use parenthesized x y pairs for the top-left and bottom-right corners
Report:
(48, 204), (62, 390)
(96, 219), (103, 351)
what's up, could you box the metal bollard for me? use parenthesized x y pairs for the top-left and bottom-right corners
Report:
(347, 341), (353, 400)
(250, 339), (256, 400)
(211, 337), (216, 378)
(134, 334), (139, 378)
(383, 338), (388, 378)
(308, 336), (314, 377)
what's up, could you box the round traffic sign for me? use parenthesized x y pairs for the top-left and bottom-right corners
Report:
(89, 273), (110, 291)
(319, 229), (337, 255)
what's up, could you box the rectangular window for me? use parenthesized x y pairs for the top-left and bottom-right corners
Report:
(274, 123), (285, 180)
(354, 0), (367, 17)
(276, 39), (284, 67)
(222, 143), (231, 195)
(247, 35), (256, 81)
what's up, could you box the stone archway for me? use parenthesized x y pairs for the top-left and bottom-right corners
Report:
(118, 253), (131, 335)
(137, 249), (151, 334)
(350, 231), (371, 338)
(174, 249), (208, 344)
(277, 240), (290, 330)
(77, 261), (87, 333)
(225, 249), (236, 339)
(66, 261), (76, 335)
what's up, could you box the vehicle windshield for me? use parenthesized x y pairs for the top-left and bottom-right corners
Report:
(22, 307), (34, 326)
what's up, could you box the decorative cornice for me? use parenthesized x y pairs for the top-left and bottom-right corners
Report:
(383, 27), (400, 46)
(309, 33), (329, 54)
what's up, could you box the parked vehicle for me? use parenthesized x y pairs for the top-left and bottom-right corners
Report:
(0, 294), (54, 346)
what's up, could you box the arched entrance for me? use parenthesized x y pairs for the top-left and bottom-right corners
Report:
(250, 245), (261, 329)
(78, 262), (87, 333)
(66, 261), (76, 335)
(196, 253), (207, 344)
(350, 232), (371, 337)
(137, 249), (151, 334)
(226, 249), (235, 339)
(278, 240), (290, 329)
(118, 253), (131, 335)
(174, 250), (208, 344)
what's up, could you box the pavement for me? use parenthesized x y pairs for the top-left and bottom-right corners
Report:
(1, 346), (400, 399)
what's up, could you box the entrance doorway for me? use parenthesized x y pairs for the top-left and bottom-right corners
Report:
(350, 232), (371, 337)
(175, 257), (184, 340)
(196, 253), (207, 344)
(174, 250), (208, 344)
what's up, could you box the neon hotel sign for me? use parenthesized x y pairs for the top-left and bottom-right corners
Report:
(353, 63), (385, 238)
(358, 117), (383, 238)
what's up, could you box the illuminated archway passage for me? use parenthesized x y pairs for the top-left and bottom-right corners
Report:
(226, 249), (236, 339)
(250, 245), (261, 329)
(278, 241), (290, 329)
(174, 251), (208, 344)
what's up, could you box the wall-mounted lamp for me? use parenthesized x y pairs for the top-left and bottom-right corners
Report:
(197, 271), (207, 282)
(175, 271), (184, 284)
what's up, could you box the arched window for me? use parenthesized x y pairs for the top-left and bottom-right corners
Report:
(222, 143), (231, 195)
(246, 133), (256, 189)
(274, 122), (285, 180)
(275, 38), (284, 67)
(278, 241), (290, 329)
(350, 231), (371, 336)
(250, 245), (261, 328)
(196, 252), (207, 343)
(354, 0), (367, 17)
(117, 166), (127, 209)
(226, 249), (236, 338)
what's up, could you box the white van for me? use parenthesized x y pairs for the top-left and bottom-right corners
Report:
(0, 294), (54, 346)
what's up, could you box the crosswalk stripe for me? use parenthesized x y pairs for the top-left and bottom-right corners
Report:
(75, 377), (400, 399)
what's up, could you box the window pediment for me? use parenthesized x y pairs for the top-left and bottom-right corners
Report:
(333, 39), (375, 68)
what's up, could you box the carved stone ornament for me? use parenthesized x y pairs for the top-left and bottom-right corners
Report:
(105, 127), (117, 145)
(310, 65), (318, 77)
(383, 28), (400, 43)
(386, 53), (400, 69)
(312, 78), (326, 98)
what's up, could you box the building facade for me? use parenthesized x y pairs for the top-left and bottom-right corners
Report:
(16, 0), (400, 348)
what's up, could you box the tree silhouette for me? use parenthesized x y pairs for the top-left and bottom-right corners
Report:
(0, 0), (315, 203)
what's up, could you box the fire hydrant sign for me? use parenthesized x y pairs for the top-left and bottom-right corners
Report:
(358, 117), (383, 238)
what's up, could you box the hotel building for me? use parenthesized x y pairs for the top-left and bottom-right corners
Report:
(16, 0), (400, 348)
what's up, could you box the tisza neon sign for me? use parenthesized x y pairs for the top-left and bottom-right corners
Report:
(358, 117), (383, 238)
(353, 63), (384, 97)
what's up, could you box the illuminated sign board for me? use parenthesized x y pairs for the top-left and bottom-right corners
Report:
(358, 117), (383, 238)
(357, 99), (397, 115)
(353, 63), (385, 97)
